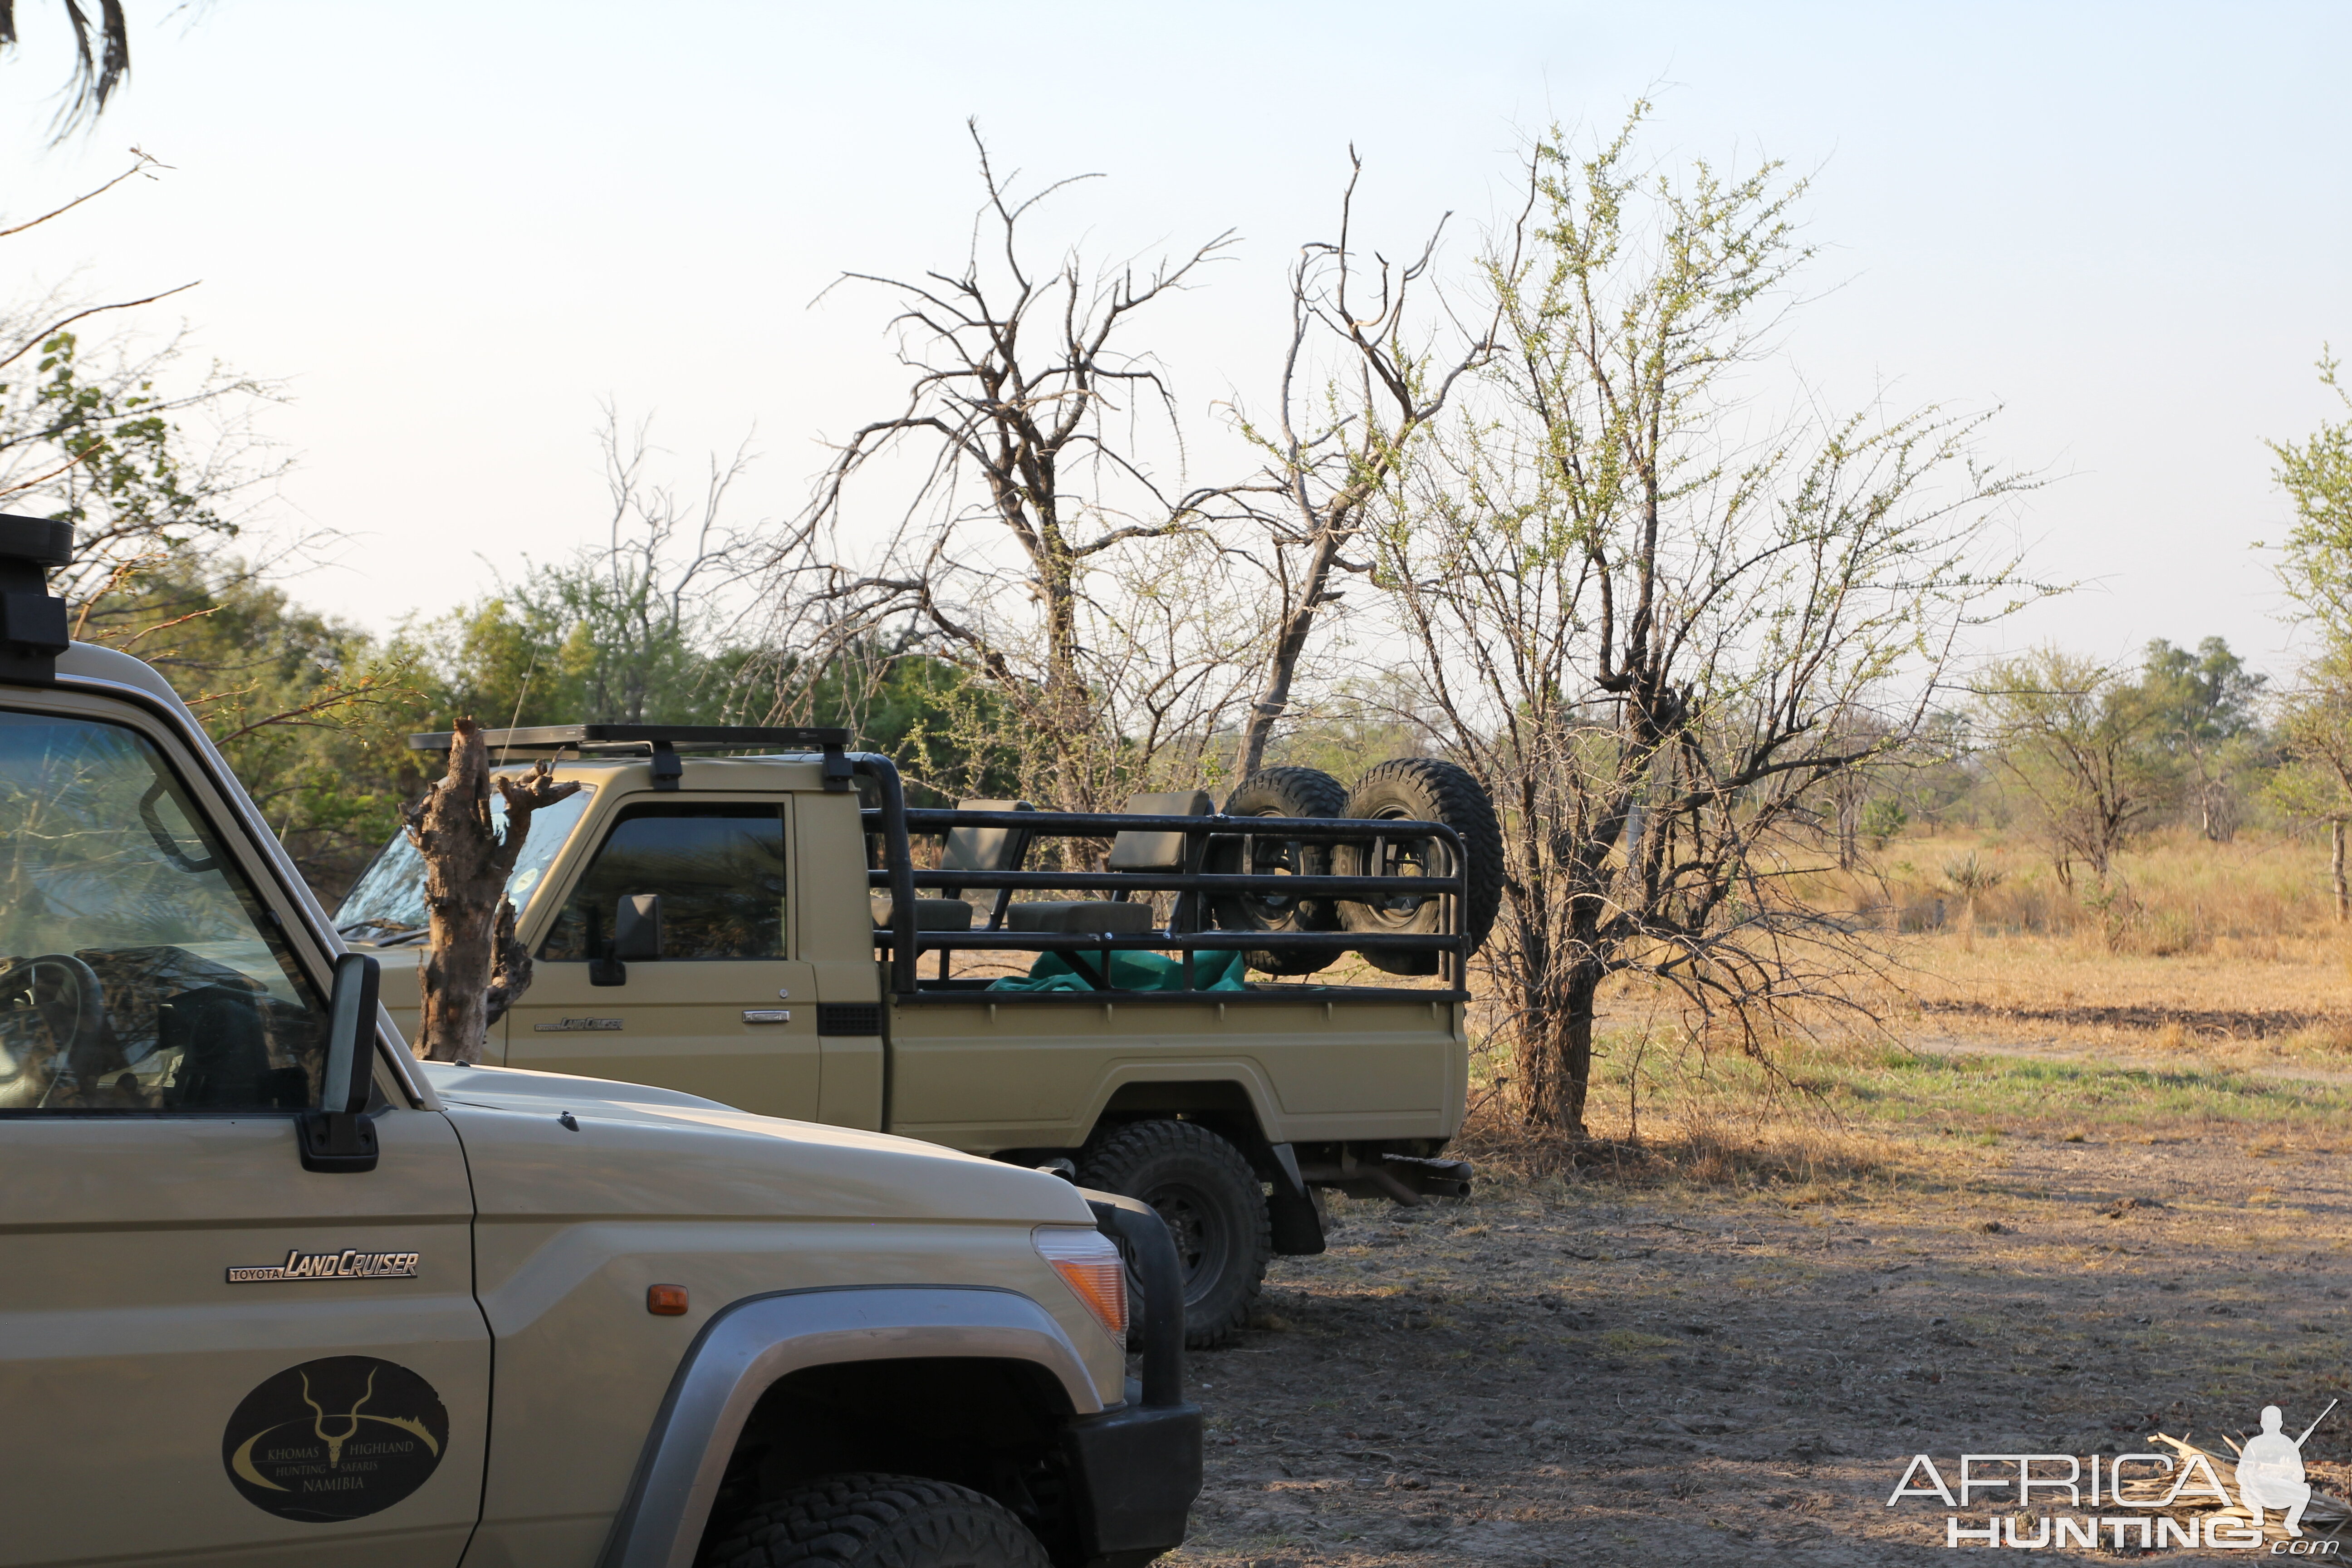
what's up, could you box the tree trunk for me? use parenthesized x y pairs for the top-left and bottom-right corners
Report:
(1237, 527), (1348, 779)
(1513, 962), (1599, 1140)
(2334, 820), (2347, 925)
(407, 717), (582, 1063)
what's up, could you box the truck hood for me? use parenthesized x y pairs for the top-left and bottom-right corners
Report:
(422, 1061), (1098, 1225)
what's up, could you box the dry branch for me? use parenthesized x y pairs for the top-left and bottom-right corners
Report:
(2104, 1431), (2351, 1545)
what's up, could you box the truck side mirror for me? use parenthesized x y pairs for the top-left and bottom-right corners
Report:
(299, 952), (381, 1174)
(612, 893), (663, 961)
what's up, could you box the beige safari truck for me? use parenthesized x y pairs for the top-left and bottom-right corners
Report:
(0, 514), (1200, 1568)
(337, 724), (1503, 1349)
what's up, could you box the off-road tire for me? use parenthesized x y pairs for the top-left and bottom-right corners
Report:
(1208, 766), (1348, 975)
(1079, 1119), (1271, 1350)
(1333, 757), (1504, 975)
(699, 1472), (1049, 1568)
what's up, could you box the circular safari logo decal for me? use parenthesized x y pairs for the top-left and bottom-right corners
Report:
(220, 1356), (448, 1521)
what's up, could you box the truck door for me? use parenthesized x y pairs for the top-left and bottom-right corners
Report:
(505, 797), (823, 1118)
(0, 701), (487, 1568)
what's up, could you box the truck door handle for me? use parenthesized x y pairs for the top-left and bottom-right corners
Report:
(742, 1009), (791, 1024)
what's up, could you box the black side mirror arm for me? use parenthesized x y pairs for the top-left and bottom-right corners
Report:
(300, 952), (381, 1173)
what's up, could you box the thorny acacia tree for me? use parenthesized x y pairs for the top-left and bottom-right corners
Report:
(2268, 647), (2352, 923)
(1228, 153), (1524, 777)
(1371, 113), (2036, 1137)
(771, 124), (1259, 810)
(2268, 352), (2352, 641)
(1973, 649), (2170, 889)
(2263, 353), (2352, 913)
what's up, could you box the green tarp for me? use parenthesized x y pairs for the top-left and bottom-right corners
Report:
(987, 947), (1248, 992)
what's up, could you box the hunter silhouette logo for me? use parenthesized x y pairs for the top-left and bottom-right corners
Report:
(2242, 1402), (2332, 1537)
(220, 1356), (448, 1522)
(1886, 1397), (2343, 1550)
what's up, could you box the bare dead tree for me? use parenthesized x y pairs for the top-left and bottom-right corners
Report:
(1229, 152), (1526, 778)
(562, 402), (760, 723)
(1372, 112), (2041, 1137)
(766, 121), (1259, 809)
(406, 718), (580, 1063)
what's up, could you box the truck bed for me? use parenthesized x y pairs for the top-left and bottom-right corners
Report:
(881, 985), (1468, 1155)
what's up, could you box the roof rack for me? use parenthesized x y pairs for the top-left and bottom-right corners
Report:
(406, 724), (856, 792)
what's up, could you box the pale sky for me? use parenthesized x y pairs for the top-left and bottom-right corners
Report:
(1, 1), (2346, 680)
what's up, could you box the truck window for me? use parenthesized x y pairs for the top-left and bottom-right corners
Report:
(539, 803), (787, 961)
(335, 778), (596, 941)
(0, 710), (328, 1113)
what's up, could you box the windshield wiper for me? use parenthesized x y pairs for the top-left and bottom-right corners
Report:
(337, 918), (427, 946)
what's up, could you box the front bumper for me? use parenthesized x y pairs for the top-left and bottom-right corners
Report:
(1059, 1397), (1204, 1567)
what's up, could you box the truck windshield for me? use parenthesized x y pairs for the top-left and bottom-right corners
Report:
(0, 708), (327, 1111)
(334, 779), (596, 941)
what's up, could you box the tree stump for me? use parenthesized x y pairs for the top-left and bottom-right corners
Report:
(405, 717), (581, 1063)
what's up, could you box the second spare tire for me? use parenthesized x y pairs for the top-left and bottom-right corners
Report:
(1208, 766), (1348, 975)
(1333, 757), (1503, 975)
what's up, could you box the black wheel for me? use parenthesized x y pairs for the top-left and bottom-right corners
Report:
(1333, 757), (1504, 976)
(699, 1471), (1048, 1568)
(1208, 766), (1348, 975)
(1078, 1119), (1270, 1350)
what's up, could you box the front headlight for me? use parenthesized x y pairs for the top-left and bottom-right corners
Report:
(1033, 1225), (1127, 1342)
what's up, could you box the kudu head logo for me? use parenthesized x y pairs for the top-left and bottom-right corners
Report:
(300, 1363), (377, 1467)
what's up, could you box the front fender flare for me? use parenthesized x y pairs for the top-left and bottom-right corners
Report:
(596, 1284), (1103, 1568)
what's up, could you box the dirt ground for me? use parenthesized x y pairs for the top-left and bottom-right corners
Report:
(1163, 1040), (2352, 1566)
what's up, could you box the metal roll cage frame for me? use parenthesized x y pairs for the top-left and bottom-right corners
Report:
(850, 755), (1470, 1000)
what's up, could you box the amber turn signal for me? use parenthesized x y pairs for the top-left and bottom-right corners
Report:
(1032, 1227), (1127, 1340)
(647, 1283), (689, 1316)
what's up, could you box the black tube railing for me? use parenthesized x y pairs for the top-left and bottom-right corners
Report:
(851, 755), (921, 993)
(879, 869), (1458, 897)
(869, 930), (1455, 951)
(854, 755), (1470, 997)
(892, 807), (1447, 840)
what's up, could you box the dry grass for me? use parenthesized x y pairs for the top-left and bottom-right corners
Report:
(1890, 933), (2352, 1028)
(1825, 823), (2344, 951)
(1452, 1078), (1911, 1198)
(1455, 1015), (2352, 1217)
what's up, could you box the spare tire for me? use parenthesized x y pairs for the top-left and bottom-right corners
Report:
(1208, 766), (1347, 975)
(1333, 757), (1503, 975)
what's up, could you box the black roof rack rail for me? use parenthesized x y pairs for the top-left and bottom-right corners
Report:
(407, 725), (857, 794)
(406, 724), (851, 754)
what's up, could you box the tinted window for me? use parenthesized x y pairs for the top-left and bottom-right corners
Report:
(0, 710), (327, 1112)
(539, 804), (786, 961)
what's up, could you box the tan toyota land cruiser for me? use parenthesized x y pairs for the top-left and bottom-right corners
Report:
(0, 516), (1200, 1568)
(335, 724), (1504, 1349)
